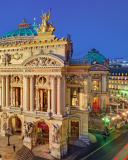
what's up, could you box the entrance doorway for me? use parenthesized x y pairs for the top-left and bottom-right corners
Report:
(93, 97), (100, 110)
(8, 117), (22, 135)
(71, 121), (79, 137)
(37, 122), (49, 144)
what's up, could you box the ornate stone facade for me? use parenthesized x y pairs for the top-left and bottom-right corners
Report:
(0, 10), (109, 159)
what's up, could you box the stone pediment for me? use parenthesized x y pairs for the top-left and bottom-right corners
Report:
(89, 64), (109, 71)
(22, 54), (64, 67)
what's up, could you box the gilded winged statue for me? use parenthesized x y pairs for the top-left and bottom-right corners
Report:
(41, 8), (51, 27)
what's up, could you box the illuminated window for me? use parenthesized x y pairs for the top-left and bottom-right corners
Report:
(71, 88), (80, 106)
(119, 73), (120, 76)
(93, 81), (99, 91)
(126, 73), (127, 76)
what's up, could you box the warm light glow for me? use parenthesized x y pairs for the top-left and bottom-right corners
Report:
(122, 113), (125, 116)
(117, 115), (120, 118)
(112, 117), (115, 120)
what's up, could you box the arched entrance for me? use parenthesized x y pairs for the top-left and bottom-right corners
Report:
(8, 116), (22, 135)
(37, 122), (49, 144)
(93, 97), (100, 110)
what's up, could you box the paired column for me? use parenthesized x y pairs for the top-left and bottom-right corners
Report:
(30, 76), (34, 112)
(20, 87), (23, 108)
(24, 76), (29, 111)
(57, 76), (61, 115)
(47, 89), (51, 113)
(0, 86), (2, 106)
(62, 75), (66, 116)
(11, 87), (13, 106)
(51, 76), (56, 114)
(88, 74), (92, 92)
(102, 74), (106, 92)
(36, 88), (39, 110)
(2, 76), (6, 107)
(83, 77), (88, 108)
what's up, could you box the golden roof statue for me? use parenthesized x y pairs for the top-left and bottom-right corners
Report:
(36, 9), (55, 36)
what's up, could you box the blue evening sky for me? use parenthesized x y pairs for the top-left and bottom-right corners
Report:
(0, 0), (128, 59)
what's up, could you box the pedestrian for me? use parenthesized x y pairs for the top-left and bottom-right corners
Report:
(22, 135), (24, 141)
(103, 136), (106, 142)
(13, 145), (16, 152)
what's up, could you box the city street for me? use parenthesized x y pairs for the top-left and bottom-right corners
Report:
(76, 129), (128, 160)
(62, 126), (128, 160)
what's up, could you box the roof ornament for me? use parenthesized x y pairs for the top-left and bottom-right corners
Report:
(36, 8), (55, 36)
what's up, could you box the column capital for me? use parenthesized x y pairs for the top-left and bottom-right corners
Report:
(36, 88), (39, 91)
(5, 75), (9, 78)
(30, 75), (34, 79)
(1, 75), (6, 78)
(24, 75), (29, 79)
(50, 75), (56, 79)
(57, 75), (62, 79)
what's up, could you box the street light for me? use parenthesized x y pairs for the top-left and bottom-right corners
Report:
(5, 128), (12, 146)
(102, 115), (110, 135)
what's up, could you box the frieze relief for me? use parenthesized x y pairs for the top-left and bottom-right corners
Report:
(1, 112), (9, 120)
(24, 57), (62, 67)
(11, 53), (23, 60)
(89, 64), (109, 71)
(23, 121), (35, 138)
(92, 74), (101, 80)
(66, 74), (84, 85)
(52, 124), (62, 143)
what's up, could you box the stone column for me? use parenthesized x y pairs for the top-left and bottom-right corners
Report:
(20, 87), (23, 108)
(62, 75), (66, 116)
(30, 76), (34, 112)
(47, 89), (51, 113)
(88, 74), (92, 92)
(15, 87), (19, 106)
(13, 88), (15, 106)
(102, 74), (106, 92)
(6, 76), (10, 107)
(51, 76), (56, 114)
(36, 88), (39, 110)
(11, 87), (13, 106)
(57, 76), (61, 115)
(2, 76), (6, 107)
(24, 76), (29, 111)
(67, 87), (70, 107)
(41, 90), (44, 111)
(0, 86), (2, 106)
(83, 77), (88, 108)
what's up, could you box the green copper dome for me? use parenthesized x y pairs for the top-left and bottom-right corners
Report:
(84, 48), (106, 64)
(1, 28), (38, 38)
(0, 19), (38, 38)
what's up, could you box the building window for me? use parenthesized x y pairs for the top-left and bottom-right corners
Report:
(92, 81), (99, 91)
(71, 88), (79, 106)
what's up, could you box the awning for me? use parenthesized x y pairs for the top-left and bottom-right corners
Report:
(38, 122), (49, 129)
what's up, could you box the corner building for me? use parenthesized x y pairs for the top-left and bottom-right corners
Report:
(0, 10), (109, 159)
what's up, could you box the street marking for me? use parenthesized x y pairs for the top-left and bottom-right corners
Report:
(81, 133), (121, 160)
(112, 143), (128, 160)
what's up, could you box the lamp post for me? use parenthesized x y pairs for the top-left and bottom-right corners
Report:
(102, 115), (110, 135)
(5, 128), (12, 146)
